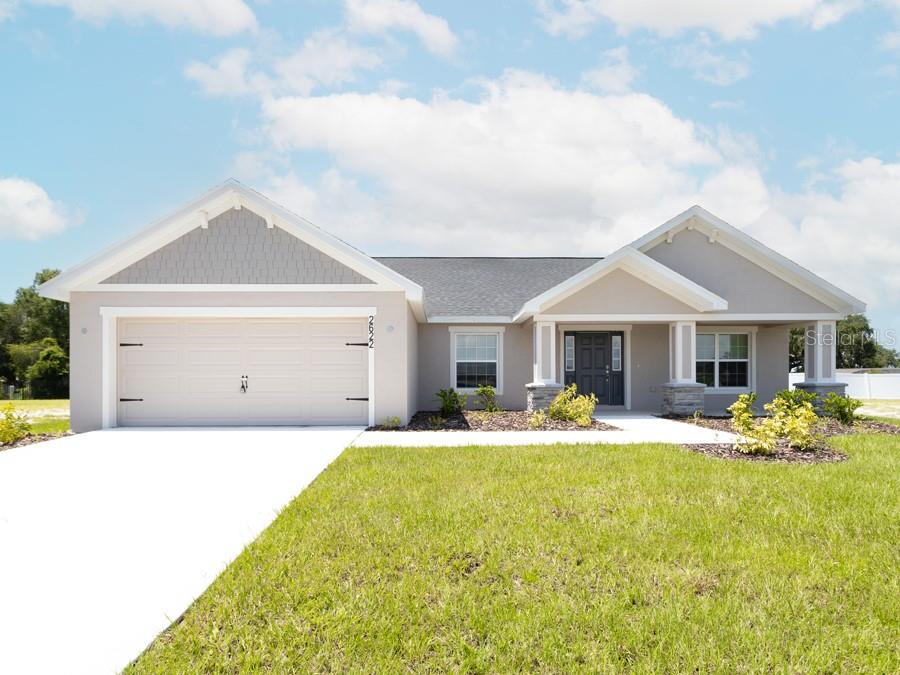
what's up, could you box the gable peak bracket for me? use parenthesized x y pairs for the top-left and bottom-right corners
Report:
(231, 191), (243, 211)
(265, 214), (275, 229)
(708, 228), (718, 244)
(198, 209), (209, 230)
(665, 230), (674, 244)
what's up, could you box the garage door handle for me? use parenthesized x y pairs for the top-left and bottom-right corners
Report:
(345, 397), (369, 401)
(119, 398), (143, 402)
(119, 343), (143, 347)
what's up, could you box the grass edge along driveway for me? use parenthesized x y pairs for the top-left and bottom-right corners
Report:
(130, 436), (899, 673)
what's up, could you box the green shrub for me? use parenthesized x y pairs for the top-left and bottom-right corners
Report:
(0, 403), (31, 446)
(822, 392), (862, 425)
(529, 409), (547, 429)
(547, 384), (597, 427)
(435, 388), (467, 416)
(474, 385), (501, 413)
(726, 393), (757, 436)
(379, 416), (401, 430)
(766, 392), (819, 450)
(727, 390), (820, 454)
(427, 415), (446, 429)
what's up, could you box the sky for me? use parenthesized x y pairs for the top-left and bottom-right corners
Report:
(1, 0), (898, 339)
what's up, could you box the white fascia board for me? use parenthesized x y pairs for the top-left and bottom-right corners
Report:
(512, 247), (727, 322)
(428, 315), (514, 324)
(535, 312), (848, 323)
(631, 205), (867, 314)
(99, 306), (377, 318)
(38, 180), (425, 307)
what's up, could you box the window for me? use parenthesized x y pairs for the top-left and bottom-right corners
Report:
(611, 335), (622, 371)
(451, 328), (504, 392)
(565, 335), (575, 371)
(696, 332), (750, 389)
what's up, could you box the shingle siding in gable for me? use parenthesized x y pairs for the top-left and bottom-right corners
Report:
(102, 208), (374, 285)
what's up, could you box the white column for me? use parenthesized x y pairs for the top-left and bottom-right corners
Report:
(804, 320), (836, 383)
(668, 320), (697, 384)
(532, 320), (558, 384)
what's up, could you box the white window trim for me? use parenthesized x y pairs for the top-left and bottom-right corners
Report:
(448, 326), (505, 395)
(696, 326), (757, 394)
(99, 306), (377, 429)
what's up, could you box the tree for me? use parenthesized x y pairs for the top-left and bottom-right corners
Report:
(6, 341), (45, 386)
(26, 338), (69, 399)
(790, 314), (897, 372)
(12, 269), (69, 350)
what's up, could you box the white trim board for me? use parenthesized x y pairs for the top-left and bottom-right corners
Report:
(630, 205), (866, 315)
(514, 247), (727, 322)
(448, 326), (506, 395)
(99, 306), (377, 429)
(39, 180), (425, 320)
(535, 313), (848, 323)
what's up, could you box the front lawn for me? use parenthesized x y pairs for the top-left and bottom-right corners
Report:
(131, 435), (899, 673)
(1, 399), (70, 444)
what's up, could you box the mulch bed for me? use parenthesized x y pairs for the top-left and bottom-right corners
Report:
(0, 432), (71, 451)
(671, 415), (899, 464)
(370, 410), (619, 432)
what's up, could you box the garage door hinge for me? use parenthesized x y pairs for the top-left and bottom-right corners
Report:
(119, 398), (143, 402)
(119, 343), (143, 347)
(345, 342), (368, 346)
(345, 397), (369, 401)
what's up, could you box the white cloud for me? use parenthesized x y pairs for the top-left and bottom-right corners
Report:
(28, 0), (256, 36)
(186, 31), (382, 99)
(344, 0), (458, 56)
(535, 0), (859, 40)
(239, 70), (898, 319)
(0, 0), (18, 21)
(0, 177), (74, 240)
(672, 36), (751, 85)
(185, 48), (261, 98)
(274, 30), (382, 95)
(880, 30), (900, 49)
(580, 46), (638, 93)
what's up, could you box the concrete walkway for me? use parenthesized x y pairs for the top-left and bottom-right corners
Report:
(0, 427), (359, 675)
(353, 413), (738, 447)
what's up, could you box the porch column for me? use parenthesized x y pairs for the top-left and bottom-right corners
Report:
(526, 320), (562, 411)
(796, 320), (846, 409)
(661, 320), (705, 416)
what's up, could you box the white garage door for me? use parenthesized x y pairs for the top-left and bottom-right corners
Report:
(117, 318), (369, 426)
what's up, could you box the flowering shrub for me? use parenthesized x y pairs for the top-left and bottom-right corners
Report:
(726, 390), (820, 454)
(0, 404), (31, 446)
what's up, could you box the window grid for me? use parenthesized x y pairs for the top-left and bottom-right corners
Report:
(454, 332), (500, 391)
(611, 335), (622, 372)
(565, 335), (575, 371)
(696, 332), (750, 389)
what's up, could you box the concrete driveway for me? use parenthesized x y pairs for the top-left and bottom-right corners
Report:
(0, 427), (361, 675)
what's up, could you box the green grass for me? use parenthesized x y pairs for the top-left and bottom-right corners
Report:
(1, 399), (69, 413)
(130, 435), (900, 673)
(29, 418), (70, 434)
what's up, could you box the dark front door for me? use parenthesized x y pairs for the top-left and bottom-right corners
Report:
(564, 331), (624, 405)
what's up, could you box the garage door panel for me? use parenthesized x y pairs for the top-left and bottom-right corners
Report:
(120, 348), (178, 367)
(118, 317), (369, 426)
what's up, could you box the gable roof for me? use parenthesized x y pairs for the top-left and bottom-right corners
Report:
(375, 257), (600, 320)
(630, 205), (866, 314)
(512, 247), (729, 321)
(38, 179), (425, 318)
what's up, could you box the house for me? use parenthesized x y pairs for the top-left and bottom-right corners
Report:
(39, 181), (865, 432)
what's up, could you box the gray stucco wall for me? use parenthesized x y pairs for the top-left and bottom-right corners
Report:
(644, 230), (834, 314)
(544, 269), (697, 315)
(68, 290), (410, 432)
(703, 324), (790, 415)
(416, 322), (533, 411)
(102, 208), (373, 285)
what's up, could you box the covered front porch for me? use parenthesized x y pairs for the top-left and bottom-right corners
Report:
(525, 318), (842, 416)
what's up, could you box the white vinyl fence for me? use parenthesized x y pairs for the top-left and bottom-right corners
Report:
(789, 372), (900, 399)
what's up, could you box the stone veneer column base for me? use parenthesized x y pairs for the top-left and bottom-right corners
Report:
(794, 381), (848, 414)
(526, 383), (564, 412)
(661, 383), (706, 417)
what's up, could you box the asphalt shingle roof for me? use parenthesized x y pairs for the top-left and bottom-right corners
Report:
(375, 257), (602, 318)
